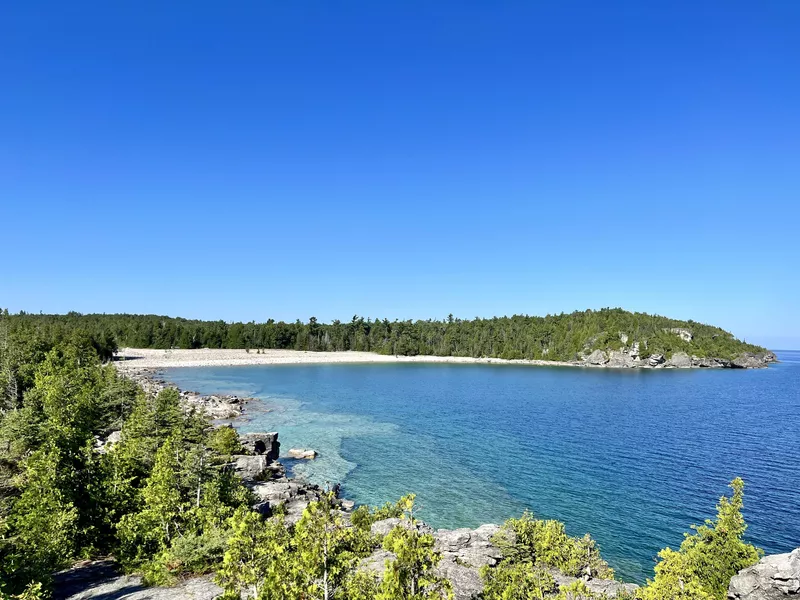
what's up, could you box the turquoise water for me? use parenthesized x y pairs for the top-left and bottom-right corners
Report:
(167, 350), (800, 583)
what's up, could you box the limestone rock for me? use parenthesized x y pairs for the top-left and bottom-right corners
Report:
(53, 560), (222, 600)
(586, 350), (609, 365)
(728, 548), (800, 599)
(607, 350), (635, 368)
(693, 356), (724, 368)
(436, 557), (485, 600)
(287, 448), (318, 460)
(648, 353), (666, 367)
(231, 454), (270, 481)
(371, 517), (434, 537)
(96, 430), (122, 454)
(665, 327), (694, 342)
(732, 353), (769, 369)
(359, 549), (396, 578)
(619, 332), (629, 344)
(667, 352), (692, 368)
(240, 432), (280, 461)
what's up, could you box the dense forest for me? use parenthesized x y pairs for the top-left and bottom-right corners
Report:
(0, 313), (764, 599)
(0, 308), (767, 362)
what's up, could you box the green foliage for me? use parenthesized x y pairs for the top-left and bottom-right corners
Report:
(494, 512), (613, 579)
(638, 478), (761, 600)
(378, 495), (453, 600)
(215, 507), (294, 599)
(480, 561), (556, 599)
(208, 426), (243, 457)
(0, 582), (47, 600)
(0, 308), (768, 363)
(555, 580), (596, 599)
(351, 496), (408, 531)
(6, 446), (78, 583)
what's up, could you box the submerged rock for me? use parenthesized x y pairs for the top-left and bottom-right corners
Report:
(728, 548), (800, 599)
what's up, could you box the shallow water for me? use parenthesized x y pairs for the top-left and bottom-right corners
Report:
(167, 350), (800, 582)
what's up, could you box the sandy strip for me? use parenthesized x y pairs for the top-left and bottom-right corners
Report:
(113, 348), (576, 370)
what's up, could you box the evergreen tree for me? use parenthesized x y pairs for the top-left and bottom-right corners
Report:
(638, 478), (761, 600)
(216, 507), (293, 600)
(378, 495), (452, 600)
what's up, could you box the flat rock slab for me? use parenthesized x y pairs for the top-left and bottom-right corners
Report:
(53, 561), (222, 600)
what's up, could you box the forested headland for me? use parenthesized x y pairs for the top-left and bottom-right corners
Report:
(0, 308), (769, 363)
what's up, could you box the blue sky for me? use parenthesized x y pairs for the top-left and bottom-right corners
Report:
(1, 1), (798, 348)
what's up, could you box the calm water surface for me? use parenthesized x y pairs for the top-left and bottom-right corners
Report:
(167, 350), (800, 582)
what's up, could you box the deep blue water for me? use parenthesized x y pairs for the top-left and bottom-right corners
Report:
(167, 350), (800, 583)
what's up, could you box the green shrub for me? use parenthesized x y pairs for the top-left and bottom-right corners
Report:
(493, 513), (614, 579)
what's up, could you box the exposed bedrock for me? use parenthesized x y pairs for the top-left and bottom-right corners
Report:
(728, 548), (800, 599)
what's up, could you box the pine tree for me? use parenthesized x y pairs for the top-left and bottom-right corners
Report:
(216, 507), (293, 600)
(378, 495), (452, 600)
(638, 478), (761, 600)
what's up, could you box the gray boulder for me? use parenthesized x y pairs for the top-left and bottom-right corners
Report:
(667, 352), (692, 368)
(436, 557), (485, 600)
(586, 350), (609, 365)
(728, 548), (800, 599)
(240, 432), (280, 461)
(607, 350), (635, 368)
(231, 454), (270, 481)
(648, 353), (666, 367)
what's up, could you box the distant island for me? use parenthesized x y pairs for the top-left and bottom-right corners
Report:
(4, 307), (776, 369)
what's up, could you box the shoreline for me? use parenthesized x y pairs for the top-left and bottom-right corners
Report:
(113, 347), (775, 370)
(113, 347), (579, 369)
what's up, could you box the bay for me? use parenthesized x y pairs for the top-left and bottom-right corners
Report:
(166, 350), (800, 583)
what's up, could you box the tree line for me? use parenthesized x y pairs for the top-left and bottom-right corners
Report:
(1, 307), (767, 362)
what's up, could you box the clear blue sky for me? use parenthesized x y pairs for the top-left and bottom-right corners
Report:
(1, 1), (798, 349)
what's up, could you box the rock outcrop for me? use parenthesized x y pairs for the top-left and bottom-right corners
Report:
(53, 560), (222, 600)
(240, 432), (280, 461)
(586, 350), (609, 365)
(666, 351), (692, 368)
(360, 522), (636, 600)
(606, 350), (636, 368)
(728, 548), (800, 599)
(665, 328), (694, 342)
(231, 454), (272, 481)
(287, 448), (318, 460)
(648, 353), (666, 367)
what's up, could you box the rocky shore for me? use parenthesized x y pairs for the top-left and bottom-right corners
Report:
(105, 366), (642, 599)
(115, 346), (779, 372)
(77, 365), (796, 600)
